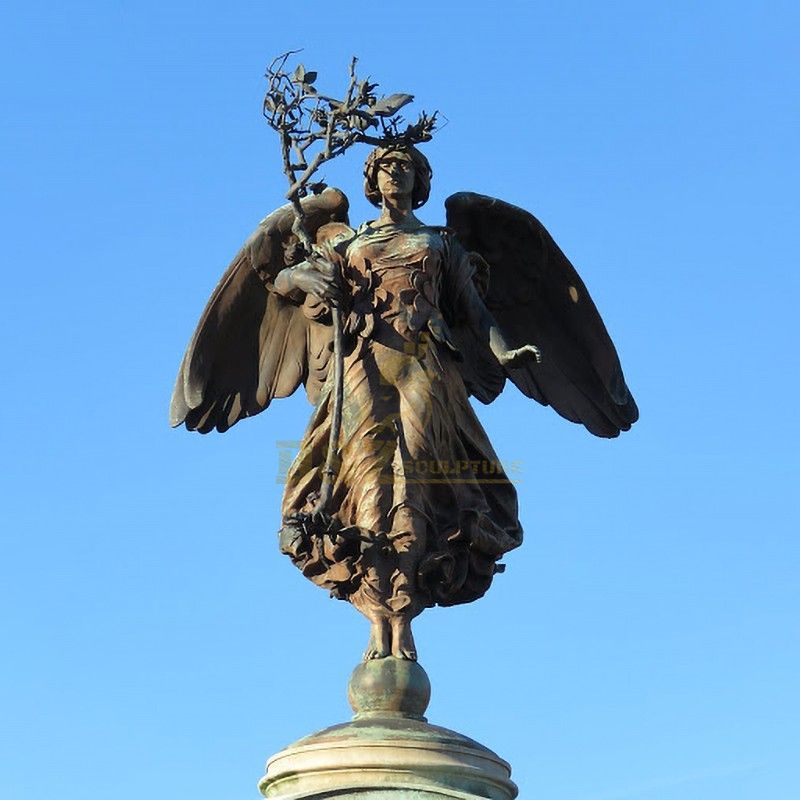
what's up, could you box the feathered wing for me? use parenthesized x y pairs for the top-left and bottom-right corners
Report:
(170, 188), (351, 433)
(445, 192), (638, 438)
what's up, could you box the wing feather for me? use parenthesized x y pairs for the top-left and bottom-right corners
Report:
(446, 192), (638, 438)
(170, 188), (350, 433)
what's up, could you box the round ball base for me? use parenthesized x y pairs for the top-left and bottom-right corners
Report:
(259, 658), (517, 800)
(348, 656), (431, 720)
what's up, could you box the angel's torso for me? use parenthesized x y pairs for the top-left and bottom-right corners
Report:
(341, 223), (453, 346)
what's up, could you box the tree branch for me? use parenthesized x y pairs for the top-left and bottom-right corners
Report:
(263, 51), (439, 253)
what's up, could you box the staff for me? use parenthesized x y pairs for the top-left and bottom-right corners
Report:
(262, 53), (436, 517)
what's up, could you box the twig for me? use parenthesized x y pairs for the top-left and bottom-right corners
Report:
(264, 52), (438, 223)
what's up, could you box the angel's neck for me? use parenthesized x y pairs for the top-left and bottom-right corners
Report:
(377, 197), (419, 227)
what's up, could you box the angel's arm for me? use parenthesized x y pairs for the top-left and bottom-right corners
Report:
(457, 254), (541, 369)
(272, 259), (338, 302)
(272, 222), (353, 306)
(273, 257), (343, 306)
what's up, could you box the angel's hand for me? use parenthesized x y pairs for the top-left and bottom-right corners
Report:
(287, 261), (343, 306)
(497, 344), (542, 368)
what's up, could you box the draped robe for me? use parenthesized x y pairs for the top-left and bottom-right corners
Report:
(279, 223), (523, 620)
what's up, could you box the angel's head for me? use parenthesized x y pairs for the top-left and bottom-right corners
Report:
(363, 144), (432, 209)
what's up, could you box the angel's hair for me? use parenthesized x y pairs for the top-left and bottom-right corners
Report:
(363, 144), (432, 209)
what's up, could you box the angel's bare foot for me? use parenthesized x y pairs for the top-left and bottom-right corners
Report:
(390, 616), (417, 661)
(364, 619), (390, 660)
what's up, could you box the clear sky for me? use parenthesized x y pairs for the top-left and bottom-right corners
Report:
(2, 2), (798, 799)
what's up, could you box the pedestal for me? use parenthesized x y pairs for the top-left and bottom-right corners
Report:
(259, 658), (517, 800)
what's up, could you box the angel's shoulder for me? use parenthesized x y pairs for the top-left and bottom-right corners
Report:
(421, 223), (452, 236)
(429, 225), (472, 259)
(315, 221), (356, 259)
(414, 224), (462, 250)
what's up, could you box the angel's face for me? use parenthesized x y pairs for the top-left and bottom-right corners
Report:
(376, 154), (415, 202)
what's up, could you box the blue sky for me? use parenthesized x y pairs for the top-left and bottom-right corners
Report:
(1, 2), (798, 799)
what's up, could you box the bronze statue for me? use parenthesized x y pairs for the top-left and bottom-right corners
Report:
(170, 59), (637, 663)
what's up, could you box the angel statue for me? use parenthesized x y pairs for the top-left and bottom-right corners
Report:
(170, 139), (638, 661)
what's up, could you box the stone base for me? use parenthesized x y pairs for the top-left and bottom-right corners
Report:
(259, 659), (517, 800)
